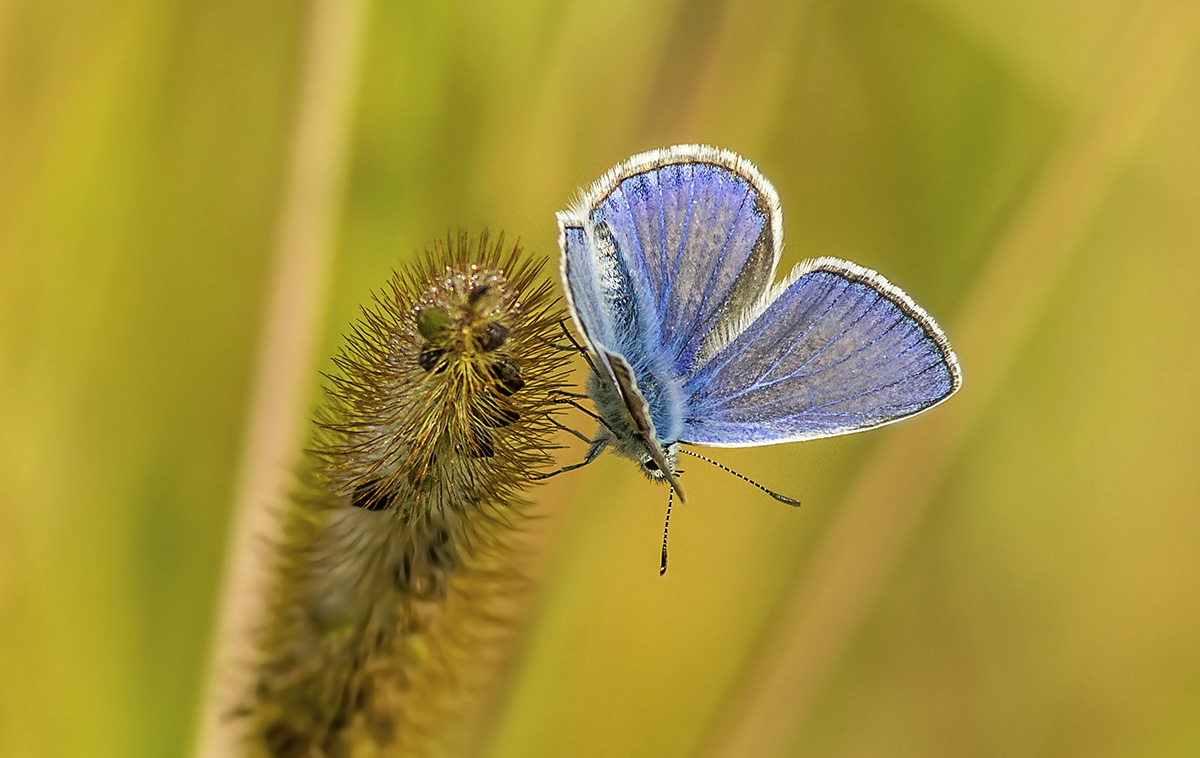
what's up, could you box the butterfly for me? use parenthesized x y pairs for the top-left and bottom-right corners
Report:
(557, 144), (961, 505)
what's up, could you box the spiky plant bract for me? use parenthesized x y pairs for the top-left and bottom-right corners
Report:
(248, 232), (568, 757)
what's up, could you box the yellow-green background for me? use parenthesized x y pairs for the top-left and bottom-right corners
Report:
(3, 0), (1199, 756)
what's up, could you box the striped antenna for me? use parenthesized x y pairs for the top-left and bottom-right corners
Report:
(678, 448), (800, 505)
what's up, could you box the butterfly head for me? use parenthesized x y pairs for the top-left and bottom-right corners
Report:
(638, 441), (677, 479)
(639, 440), (685, 502)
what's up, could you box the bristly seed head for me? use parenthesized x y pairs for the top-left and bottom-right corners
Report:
(312, 230), (569, 525)
(252, 231), (570, 757)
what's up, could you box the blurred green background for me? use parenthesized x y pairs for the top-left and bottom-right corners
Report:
(3, 0), (1199, 756)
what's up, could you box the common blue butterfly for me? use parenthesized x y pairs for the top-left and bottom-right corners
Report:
(557, 145), (961, 504)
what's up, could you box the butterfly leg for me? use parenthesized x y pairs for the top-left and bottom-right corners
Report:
(550, 389), (590, 399)
(584, 436), (607, 463)
(538, 322), (588, 351)
(530, 457), (596, 480)
(548, 416), (593, 444)
(550, 396), (617, 436)
(550, 321), (604, 375)
(530, 437), (608, 481)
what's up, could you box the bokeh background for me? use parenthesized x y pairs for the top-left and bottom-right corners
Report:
(3, 0), (1199, 756)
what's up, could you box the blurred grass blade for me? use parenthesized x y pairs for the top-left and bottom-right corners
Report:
(192, 1), (370, 756)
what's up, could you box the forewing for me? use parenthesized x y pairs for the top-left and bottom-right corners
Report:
(679, 258), (962, 446)
(559, 223), (619, 355)
(559, 213), (683, 443)
(573, 145), (782, 374)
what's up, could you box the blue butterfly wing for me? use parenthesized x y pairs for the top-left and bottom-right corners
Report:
(558, 224), (620, 354)
(582, 146), (781, 374)
(559, 212), (684, 443)
(679, 258), (962, 446)
(559, 145), (784, 445)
